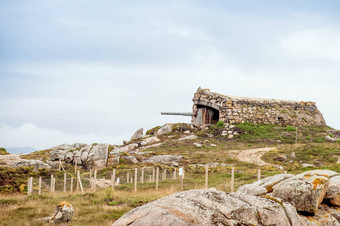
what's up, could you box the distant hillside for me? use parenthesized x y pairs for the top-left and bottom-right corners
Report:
(6, 147), (36, 154)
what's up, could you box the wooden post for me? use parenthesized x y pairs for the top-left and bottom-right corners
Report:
(130, 177), (133, 183)
(78, 170), (84, 193)
(164, 169), (167, 181)
(75, 160), (77, 174)
(156, 167), (159, 190)
(231, 167), (234, 192)
(173, 168), (176, 180)
(64, 173), (67, 192)
(141, 168), (144, 184)
(50, 174), (54, 193)
(149, 175), (152, 182)
(112, 169), (116, 190)
(205, 165), (208, 189)
(295, 127), (298, 143)
(127, 173), (130, 184)
(94, 170), (97, 190)
(90, 168), (92, 180)
(38, 177), (42, 195)
(27, 178), (31, 195)
(284, 170), (287, 174)
(134, 168), (137, 192)
(257, 169), (261, 181)
(53, 176), (56, 192)
(152, 168), (155, 182)
(70, 177), (74, 192)
(76, 171), (79, 192)
(180, 169), (184, 191)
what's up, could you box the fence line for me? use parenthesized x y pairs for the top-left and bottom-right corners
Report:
(25, 165), (286, 196)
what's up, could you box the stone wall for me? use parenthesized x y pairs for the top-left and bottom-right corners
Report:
(192, 87), (326, 126)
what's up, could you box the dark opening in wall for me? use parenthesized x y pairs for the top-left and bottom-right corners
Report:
(194, 105), (220, 125)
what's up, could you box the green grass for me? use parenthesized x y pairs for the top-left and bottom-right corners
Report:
(262, 143), (340, 171)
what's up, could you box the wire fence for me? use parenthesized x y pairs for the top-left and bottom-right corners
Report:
(26, 166), (287, 195)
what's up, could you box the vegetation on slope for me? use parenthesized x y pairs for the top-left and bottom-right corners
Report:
(0, 147), (9, 155)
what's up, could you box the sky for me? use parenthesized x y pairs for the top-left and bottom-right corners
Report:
(0, 0), (339, 150)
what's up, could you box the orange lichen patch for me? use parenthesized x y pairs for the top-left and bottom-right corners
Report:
(312, 178), (327, 190)
(58, 201), (71, 208)
(304, 173), (311, 179)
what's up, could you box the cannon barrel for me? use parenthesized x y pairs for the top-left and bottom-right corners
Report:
(161, 112), (193, 116)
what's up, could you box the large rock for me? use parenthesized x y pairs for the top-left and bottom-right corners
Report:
(111, 144), (138, 154)
(237, 173), (294, 194)
(139, 136), (160, 146)
(49, 201), (74, 224)
(272, 174), (329, 213)
(143, 155), (183, 166)
(156, 124), (173, 136)
(178, 135), (198, 141)
(122, 156), (138, 164)
(325, 175), (340, 206)
(112, 189), (304, 226)
(50, 150), (67, 161)
(130, 128), (143, 141)
(14, 159), (51, 170)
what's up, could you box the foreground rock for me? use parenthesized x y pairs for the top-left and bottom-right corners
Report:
(112, 189), (302, 226)
(326, 175), (340, 206)
(49, 201), (74, 224)
(238, 170), (340, 215)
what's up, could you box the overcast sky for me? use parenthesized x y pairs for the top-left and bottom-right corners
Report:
(1, 0), (339, 150)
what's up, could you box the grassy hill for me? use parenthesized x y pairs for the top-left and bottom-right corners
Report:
(0, 122), (339, 225)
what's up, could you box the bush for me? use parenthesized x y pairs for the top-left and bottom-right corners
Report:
(286, 126), (296, 131)
(0, 148), (9, 155)
(216, 121), (225, 128)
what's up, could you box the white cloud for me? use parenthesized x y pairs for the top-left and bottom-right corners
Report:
(279, 27), (340, 60)
(0, 123), (130, 150)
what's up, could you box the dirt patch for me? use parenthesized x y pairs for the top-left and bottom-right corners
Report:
(229, 147), (277, 165)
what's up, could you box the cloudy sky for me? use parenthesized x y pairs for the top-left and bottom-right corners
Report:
(1, 0), (339, 150)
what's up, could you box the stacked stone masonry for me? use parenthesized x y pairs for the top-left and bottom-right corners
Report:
(192, 87), (326, 126)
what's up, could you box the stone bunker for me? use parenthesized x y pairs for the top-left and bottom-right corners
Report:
(192, 87), (326, 126)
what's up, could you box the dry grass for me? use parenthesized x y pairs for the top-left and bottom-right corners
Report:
(0, 187), (178, 226)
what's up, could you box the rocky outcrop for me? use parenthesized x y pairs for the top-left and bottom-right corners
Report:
(112, 189), (302, 226)
(49, 201), (74, 224)
(238, 170), (340, 215)
(326, 175), (340, 206)
(272, 174), (329, 213)
(49, 143), (109, 169)
(113, 170), (340, 226)
(156, 124), (173, 136)
(143, 155), (183, 166)
(130, 128), (144, 141)
(14, 159), (51, 170)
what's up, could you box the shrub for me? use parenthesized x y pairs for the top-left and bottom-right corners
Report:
(286, 126), (296, 131)
(216, 121), (225, 128)
(0, 148), (9, 155)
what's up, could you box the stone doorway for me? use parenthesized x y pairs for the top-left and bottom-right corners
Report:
(194, 105), (220, 125)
